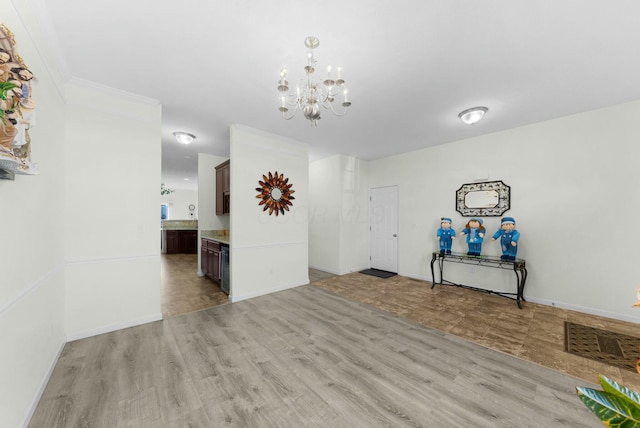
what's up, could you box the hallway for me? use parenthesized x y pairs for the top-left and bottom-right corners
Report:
(161, 254), (229, 318)
(161, 254), (337, 318)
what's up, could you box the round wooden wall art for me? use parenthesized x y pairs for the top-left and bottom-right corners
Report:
(256, 171), (295, 216)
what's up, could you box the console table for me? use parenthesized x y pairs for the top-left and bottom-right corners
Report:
(430, 252), (528, 308)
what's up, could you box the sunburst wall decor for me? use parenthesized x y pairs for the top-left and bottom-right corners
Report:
(256, 171), (295, 216)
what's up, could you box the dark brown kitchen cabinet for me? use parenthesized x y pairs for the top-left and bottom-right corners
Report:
(201, 238), (221, 283)
(179, 230), (198, 253)
(164, 230), (197, 254)
(215, 160), (230, 215)
(165, 230), (178, 254)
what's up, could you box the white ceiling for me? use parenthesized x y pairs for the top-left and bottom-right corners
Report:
(38, 0), (640, 190)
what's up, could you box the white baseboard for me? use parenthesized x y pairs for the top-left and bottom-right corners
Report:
(21, 337), (66, 428)
(408, 272), (640, 324)
(308, 264), (341, 275)
(525, 296), (640, 324)
(230, 281), (308, 303)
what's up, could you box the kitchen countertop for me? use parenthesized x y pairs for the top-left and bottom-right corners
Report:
(162, 220), (198, 230)
(201, 229), (230, 245)
(163, 227), (198, 231)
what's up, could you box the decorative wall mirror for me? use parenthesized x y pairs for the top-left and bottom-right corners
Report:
(456, 180), (510, 217)
(256, 171), (295, 216)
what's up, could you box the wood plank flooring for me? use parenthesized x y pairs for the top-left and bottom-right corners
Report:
(30, 284), (601, 427)
(313, 272), (640, 392)
(161, 254), (229, 318)
(161, 254), (336, 318)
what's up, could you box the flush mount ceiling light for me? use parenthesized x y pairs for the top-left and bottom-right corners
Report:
(277, 36), (351, 126)
(173, 131), (195, 145)
(458, 107), (488, 125)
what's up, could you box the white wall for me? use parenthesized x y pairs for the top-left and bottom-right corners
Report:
(309, 154), (369, 274)
(0, 3), (67, 427)
(229, 124), (309, 301)
(1, 5), (164, 423)
(311, 100), (640, 323)
(309, 155), (342, 273)
(161, 188), (198, 220)
(63, 81), (162, 340)
(338, 155), (370, 274)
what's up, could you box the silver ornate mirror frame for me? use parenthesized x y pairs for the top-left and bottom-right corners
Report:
(455, 180), (511, 217)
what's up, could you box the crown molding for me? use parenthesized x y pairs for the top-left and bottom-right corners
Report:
(67, 76), (160, 106)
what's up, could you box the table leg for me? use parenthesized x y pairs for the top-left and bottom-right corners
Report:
(513, 267), (527, 309)
(430, 253), (437, 289)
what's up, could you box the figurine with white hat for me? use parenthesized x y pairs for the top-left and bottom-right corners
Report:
(436, 217), (456, 255)
(492, 217), (520, 260)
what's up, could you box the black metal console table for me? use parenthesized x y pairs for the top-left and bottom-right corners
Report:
(430, 252), (528, 308)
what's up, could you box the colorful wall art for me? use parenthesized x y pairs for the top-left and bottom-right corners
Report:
(0, 24), (37, 179)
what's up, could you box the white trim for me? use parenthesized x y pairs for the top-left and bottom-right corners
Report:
(231, 124), (309, 159)
(525, 296), (640, 324)
(230, 281), (308, 303)
(68, 76), (160, 105)
(66, 312), (163, 342)
(20, 337), (66, 428)
(402, 272), (640, 325)
(230, 241), (307, 251)
(65, 254), (159, 266)
(0, 265), (63, 318)
(308, 264), (341, 276)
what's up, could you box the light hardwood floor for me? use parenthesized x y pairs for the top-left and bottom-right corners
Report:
(30, 283), (600, 427)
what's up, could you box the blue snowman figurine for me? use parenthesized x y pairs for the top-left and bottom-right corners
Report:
(492, 217), (520, 260)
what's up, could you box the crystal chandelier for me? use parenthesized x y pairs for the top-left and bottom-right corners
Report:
(277, 36), (351, 126)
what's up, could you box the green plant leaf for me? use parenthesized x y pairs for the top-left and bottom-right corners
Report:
(577, 385), (640, 427)
(0, 81), (18, 100)
(599, 375), (640, 407)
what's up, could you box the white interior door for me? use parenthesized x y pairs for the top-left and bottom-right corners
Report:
(369, 186), (398, 273)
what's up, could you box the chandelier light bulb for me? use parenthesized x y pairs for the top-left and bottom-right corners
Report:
(342, 89), (351, 107)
